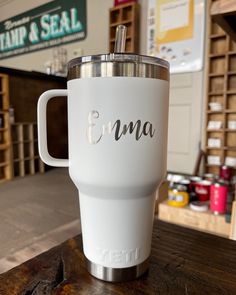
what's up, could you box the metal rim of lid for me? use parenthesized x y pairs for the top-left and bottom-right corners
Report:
(67, 53), (169, 81)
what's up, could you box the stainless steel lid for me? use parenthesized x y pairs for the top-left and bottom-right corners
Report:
(68, 25), (169, 81)
(67, 53), (169, 81)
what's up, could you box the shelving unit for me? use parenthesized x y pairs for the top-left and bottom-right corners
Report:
(0, 74), (12, 183)
(11, 123), (45, 177)
(158, 201), (231, 238)
(109, 2), (140, 53)
(205, 0), (236, 175)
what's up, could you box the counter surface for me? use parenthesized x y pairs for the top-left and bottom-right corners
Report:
(0, 219), (236, 294)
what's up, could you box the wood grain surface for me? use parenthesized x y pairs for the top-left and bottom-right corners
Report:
(0, 220), (236, 295)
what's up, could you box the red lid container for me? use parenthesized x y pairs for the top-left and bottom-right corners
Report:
(195, 180), (211, 202)
(219, 165), (232, 182)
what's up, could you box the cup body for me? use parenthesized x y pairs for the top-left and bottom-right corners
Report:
(38, 53), (169, 282)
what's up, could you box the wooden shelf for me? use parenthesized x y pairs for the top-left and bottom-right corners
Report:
(110, 20), (132, 27)
(211, 0), (236, 42)
(207, 110), (223, 113)
(209, 72), (225, 77)
(0, 161), (9, 167)
(207, 110), (236, 113)
(209, 53), (226, 58)
(225, 129), (236, 132)
(206, 147), (222, 150)
(207, 146), (236, 151)
(0, 74), (12, 182)
(225, 110), (236, 113)
(224, 146), (236, 150)
(109, 2), (140, 53)
(207, 129), (224, 132)
(159, 201), (230, 238)
(110, 36), (132, 42)
(210, 33), (226, 39)
(11, 123), (45, 177)
(208, 91), (224, 95)
(0, 143), (9, 150)
(228, 71), (236, 75)
(205, 2), (236, 175)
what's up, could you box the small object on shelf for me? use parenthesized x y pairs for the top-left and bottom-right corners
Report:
(228, 120), (236, 130)
(189, 176), (202, 193)
(189, 201), (209, 212)
(179, 179), (190, 193)
(225, 156), (236, 167)
(207, 120), (222, 130)
(167, 173), (185, 183)
(209, 102), (223, 111)
(9, 106), (15, 124)
(208, 137), (221, 148)
(207, 155), (221, 165)
(168, 184), (189, 208)
(210, 182), (228, 215)
(189, 192), (198, 203)
(195, 180), (211, 202)
(204, 173), (216, 182)
(220, 165), (232, 182)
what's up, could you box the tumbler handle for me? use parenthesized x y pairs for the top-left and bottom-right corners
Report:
(37, 89), (69, 167)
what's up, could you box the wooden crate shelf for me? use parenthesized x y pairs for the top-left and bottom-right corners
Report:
(11, 123), (45, 177)
(158, 201), (230, 238)
(0, 74), (12, 183)
(109, 2), (140, 53)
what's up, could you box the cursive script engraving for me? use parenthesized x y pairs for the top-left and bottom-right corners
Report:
(87, 110), (156, 144)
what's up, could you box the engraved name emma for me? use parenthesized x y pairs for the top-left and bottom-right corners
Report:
(87, 110), (155, 144)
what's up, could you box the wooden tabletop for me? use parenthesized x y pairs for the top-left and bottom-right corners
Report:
(0, 219), (236, 295)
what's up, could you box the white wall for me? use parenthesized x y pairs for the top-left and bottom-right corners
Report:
(0, 0), (205, 174)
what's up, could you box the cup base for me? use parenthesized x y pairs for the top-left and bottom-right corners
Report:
(85, 257), (149, 282)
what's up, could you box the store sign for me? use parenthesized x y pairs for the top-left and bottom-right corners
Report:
(0, 0), (86, 60)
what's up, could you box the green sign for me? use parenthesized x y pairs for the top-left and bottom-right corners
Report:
(0, 0), (87, 60)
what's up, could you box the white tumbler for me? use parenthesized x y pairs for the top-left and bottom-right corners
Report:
(37, 34), (169, 282)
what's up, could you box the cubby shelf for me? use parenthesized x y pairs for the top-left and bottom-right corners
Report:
(11, 123), (45, 177)
(109, 2), (140, 53)
(205, 1), (236, 175)
(0, 74), (12, 183)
